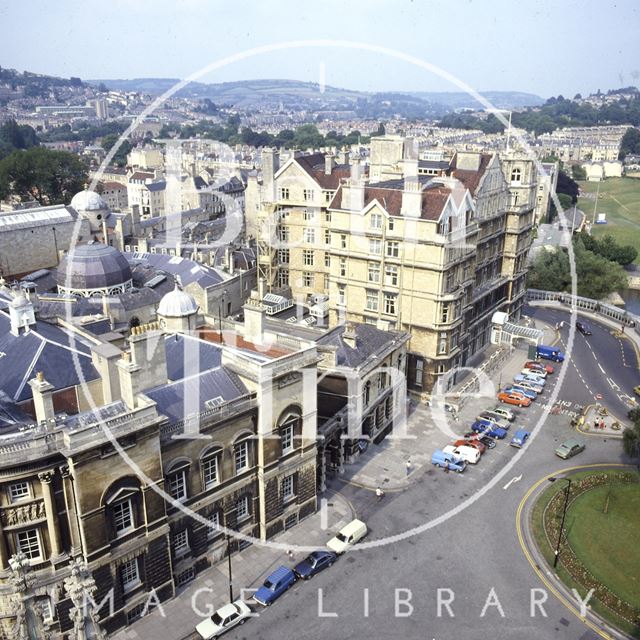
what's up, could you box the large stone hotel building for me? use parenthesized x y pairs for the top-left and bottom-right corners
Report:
(246, 135), (536, 393)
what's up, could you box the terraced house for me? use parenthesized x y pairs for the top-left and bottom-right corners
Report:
(246, 136), (536, 393)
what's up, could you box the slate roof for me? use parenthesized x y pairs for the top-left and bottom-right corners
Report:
(145, 367), (248, 423)
(0, 311), (100, 403)
(316, 323), (408, 369)
(164, 334), (222, 381)
(126, 252), (226, 289)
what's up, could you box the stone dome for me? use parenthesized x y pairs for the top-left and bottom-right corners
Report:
(157, 285), (199, 318)
(70, 190), (109, 213)
(56, 242), (133, 295)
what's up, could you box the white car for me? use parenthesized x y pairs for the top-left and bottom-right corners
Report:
(514, 379), (544, 395)
(443, 444), (480, 464)
(489, 407), (515, 422)
(520, 368), (547, 380)
(195, 600), (252, 639)
(326, 519), (368, 554)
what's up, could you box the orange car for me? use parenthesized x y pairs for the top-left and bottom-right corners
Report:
(454, 438), (487, 454)
(497, 391), (532, 407)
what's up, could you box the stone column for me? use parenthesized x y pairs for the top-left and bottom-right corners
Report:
(59, 465), (82, 556)
(38, 470), (62, 559)
(0, 519), (9, 570)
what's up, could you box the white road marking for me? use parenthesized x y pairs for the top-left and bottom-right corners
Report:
(597, 363), (606, 374)
(503, 474), (523, 490)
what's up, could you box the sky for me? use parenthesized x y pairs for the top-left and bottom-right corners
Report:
(1, 0), (639, 99)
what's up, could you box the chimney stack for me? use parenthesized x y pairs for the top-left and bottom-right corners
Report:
(29, 372), (55, 424)
(342, 322), (357, 349)
(324, 154), (335, 175)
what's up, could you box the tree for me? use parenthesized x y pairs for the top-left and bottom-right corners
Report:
(573, 238), (628, 299)
(555, 170), (580, 203)
(0, 147), (88, 205)
(101, 134), (132, 167)
(571, 164), (587, 181)
(527, 248), (571, 292)
(619, 126), (640, 159)
(623, 409), (640, 461)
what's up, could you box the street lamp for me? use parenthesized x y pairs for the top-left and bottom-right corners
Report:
(547, 476), (572, 568)
(221, 508), (236, 604)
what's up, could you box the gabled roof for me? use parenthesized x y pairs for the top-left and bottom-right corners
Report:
(293, 153), (356, 190)
(449, 153), (493, 195)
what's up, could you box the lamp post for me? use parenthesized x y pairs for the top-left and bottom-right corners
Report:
(222, 508), (236, 604)
(548, 476), (572, 568)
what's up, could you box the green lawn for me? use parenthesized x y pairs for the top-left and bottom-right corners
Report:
(577, 177), (640, 263)
(565, 484), (640, 607)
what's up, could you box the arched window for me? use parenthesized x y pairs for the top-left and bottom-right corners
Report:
(165, 459), (191, 502)
(200, 446), (223, 490)
(276, 408), (301, 456)
(233, 435), (252, 475)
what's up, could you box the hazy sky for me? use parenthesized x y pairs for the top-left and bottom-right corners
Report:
(1, 0), (639, 98)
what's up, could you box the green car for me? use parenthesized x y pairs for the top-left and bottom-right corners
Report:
(555, 439), (585, 459)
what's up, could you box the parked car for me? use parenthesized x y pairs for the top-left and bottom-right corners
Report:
(326, 519), (368, 554)
(470, 421), (508, 439)
(512, 379), (544, 395)
(477, 413), (510, 430)
(195, 601), (252, 639)
(519, 367), (547, 380)
(462, 434), (497, 449)
(524, 361), (555, 374)
(516, 372), (546, 386)
(510, 429), (530, 448)
(431, 449), (467, 472)
(443, 444), (481, 464)
(505, 385), (537, 400)
(293, 550), (337, 580)
(555, 439), (586, 459)
(536, 345), (565, 362)
(454, 438), (487, 454)
(475, 416), (510, 432)
(576, 321), (592, 336)
(497, 391), (531, 408)
(487, 407), (516, 421)
(253, 566), (297, 606)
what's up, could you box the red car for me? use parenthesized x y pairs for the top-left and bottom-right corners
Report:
(454, 438), (487, 454)
(497, 391), (532, 407)
(524, 361), (554, 375)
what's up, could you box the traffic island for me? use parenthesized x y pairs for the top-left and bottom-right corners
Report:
(577, 404), (626, 437)
(531, 469), (640, 638)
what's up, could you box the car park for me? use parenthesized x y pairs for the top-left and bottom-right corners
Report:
(497, 391), (531, 407)
(576, 320), (592, 335)
(504, 385), (537, 401)
(510, 429), (530, 448)
(512, 379), (544, 395)
(454, 438), (487, 454)
(487, 407), (516, 421)
(326, 519), (368, 554)
(475, 416), (510, 431)
(470, 421), (508, 439)
(443, 444), (481, 464)
(293, 550), (337, 580)
(516, 371), (546, 385)
(524, 361), (554, 375)
(431, 449), (467, 472)
(462, 433), (497, 449)
(536, 345), (565, 362)
(195, 600), (253, 639)
(253, 566), (297, 606)
(555, 439), (586, 459)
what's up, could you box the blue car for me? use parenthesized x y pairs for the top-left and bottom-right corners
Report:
(510, 429), (530, 448)
(504, 385), (537, 401)
(253, 566), (297, 606)
(475, 417), (510, 431)
(470, 421), (508, 439)
(514, 373), (545, 387)
(293, 550), (337, 580)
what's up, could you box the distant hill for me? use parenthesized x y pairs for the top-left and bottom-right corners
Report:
(89, 77), (544, 115)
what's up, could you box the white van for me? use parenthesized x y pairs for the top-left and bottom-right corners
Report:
(443, 444), (481, 464)
(326, 519), (367, 554)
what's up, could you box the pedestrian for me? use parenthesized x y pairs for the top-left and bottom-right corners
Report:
(555, 322), (559, 331)
(444, 461), (449, 473)
(559, 321), (564, 329)
(621, 324), (625, 334)
(405, 459), (412, 477)
(287, 549), (294, 561)
(375, 486), (384, 501)
(600, 419), (605, 430)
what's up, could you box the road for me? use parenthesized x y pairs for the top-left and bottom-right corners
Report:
(204, 312), (635, 640)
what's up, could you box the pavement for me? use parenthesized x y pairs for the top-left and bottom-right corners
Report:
(112, 307), (636, 640)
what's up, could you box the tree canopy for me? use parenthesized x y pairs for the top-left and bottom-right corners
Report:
(0, 120), (38, 161)
(0, 147), (88, 205)
(101, 133), (132, 167)
(576, 232), (638, 266)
